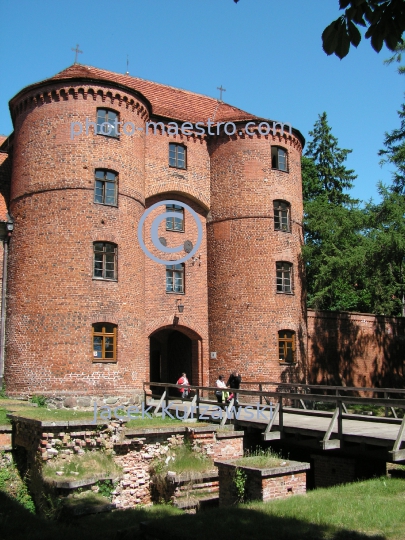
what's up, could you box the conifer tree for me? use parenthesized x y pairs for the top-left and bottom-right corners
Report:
(304, 112), (357, 205)
(379, 100), (405, 194)
(302, 113), (369, 312)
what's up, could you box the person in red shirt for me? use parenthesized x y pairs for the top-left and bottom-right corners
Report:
(177, 372), (190, 400)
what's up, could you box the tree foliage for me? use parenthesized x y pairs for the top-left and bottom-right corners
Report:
(303, 109), (405, 317)
(233, 0), (405, 60)
(379, 99), (405, 193)
(322, 0), (405, 59)
(304, 112), (357, 205)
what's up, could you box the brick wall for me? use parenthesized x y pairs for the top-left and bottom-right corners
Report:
(307, 310), (405, 388)
(207, 130), (307, 384)
(215, 460), (309, 506)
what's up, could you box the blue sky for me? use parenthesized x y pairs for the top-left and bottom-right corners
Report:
(1, 0), (403, 203)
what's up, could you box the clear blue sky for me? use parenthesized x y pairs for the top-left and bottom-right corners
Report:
(1, 0), (403, 203)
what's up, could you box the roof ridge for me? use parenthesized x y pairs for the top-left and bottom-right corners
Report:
(54, 64), (254, 117)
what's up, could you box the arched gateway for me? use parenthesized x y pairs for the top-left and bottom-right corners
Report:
(149, 325), (203, 391)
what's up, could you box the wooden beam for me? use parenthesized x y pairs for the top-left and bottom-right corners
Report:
(153, 391), (166, 417)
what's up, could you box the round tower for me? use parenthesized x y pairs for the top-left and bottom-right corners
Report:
(5, 73), (149, 397)
(207, 125), (307, 383)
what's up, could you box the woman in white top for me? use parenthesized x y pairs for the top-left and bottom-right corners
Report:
(215, 375), (227, 403)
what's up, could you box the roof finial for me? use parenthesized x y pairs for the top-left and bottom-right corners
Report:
(217, 85), (226, 102)
(125, 55), (129, 75)
(71, 44), (83, 64)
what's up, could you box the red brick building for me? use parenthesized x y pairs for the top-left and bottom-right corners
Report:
(0, 64), (307, 398)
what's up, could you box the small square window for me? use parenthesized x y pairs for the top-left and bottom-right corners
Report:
(166, 204), (184, 231)
(271, 147), (287, 172)
(169, 143), (186, 169)
(94, 170), (117, 206)
(166, 264), (184, 293)
(96, 109), (119, 137)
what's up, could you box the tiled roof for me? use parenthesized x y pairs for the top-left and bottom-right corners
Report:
(22, 64), (259, 124)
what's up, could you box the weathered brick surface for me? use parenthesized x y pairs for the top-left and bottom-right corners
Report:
(307, 310), (405, 388)
(207, 132), (307, 384)
(2, 66), (404, 398)
(216, 460), (309, 506)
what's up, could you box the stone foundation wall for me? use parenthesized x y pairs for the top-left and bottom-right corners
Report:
(9, 417), (244, 510)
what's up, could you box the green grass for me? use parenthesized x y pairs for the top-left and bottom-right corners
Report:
(234, 448), (286, 469)
(150, 442), (214, 477)
(1, 476), (405, 539)
(125, 415), (183, 429)
(141, 477), (405, 540)
(42, 451), (122, 482)
(0, 407), (10, 425)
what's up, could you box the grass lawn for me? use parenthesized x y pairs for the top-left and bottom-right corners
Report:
(142, 477), (405, 540)
(1, 476), (405, 539)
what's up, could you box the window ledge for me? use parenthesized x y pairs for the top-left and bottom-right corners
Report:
(279, 362), (297, 366)
(92, 359), (117, 363)
(272, 168), (289, 173)
(274, 229), (291, 233)
(93, 202), (118, 208)
(166, 229), (185, 233)
(276, 291), (294, 295)
(92, 278), (118, 282)
(96, 133), (120, 140)
(166, 291), (185, 295)
(169, 165), (187, 170)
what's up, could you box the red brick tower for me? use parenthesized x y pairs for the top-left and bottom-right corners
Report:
(6, 76), (148, 396)
(207, 127), (307, 382)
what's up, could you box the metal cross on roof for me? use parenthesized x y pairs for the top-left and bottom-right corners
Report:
(217, 85), (226, 101)
(71, 44), (83, 64)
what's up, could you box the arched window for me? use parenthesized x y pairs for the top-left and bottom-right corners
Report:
(271, 147), (287, 172)
(93, 242), (117, 280)
(273, 200), (291, 232)
(276, 261), (293, 293)
(94, 169), (118, 206)
(278, 330), (296, 363)
(92, 323), (117, 362)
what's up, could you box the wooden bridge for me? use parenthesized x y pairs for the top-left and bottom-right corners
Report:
(144, 381), (405, 462)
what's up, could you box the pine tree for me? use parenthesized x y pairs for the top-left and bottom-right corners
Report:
(379, 100), (405, 194)
(302, 113), (369, 311)
(305, 112), (357, 205)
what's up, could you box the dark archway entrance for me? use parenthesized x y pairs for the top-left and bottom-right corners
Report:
(149, 327), (200, 392)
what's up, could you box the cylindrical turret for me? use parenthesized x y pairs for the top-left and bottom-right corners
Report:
(5, 78), (148, 396)
(207, 127), (307, 383)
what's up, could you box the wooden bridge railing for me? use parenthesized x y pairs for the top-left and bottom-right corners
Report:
(143, 381), (405, 460)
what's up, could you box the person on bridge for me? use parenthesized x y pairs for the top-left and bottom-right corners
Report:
(227, 371), (242, 406)
(215, 375), (227, 403)
(177, 373), (190, 400)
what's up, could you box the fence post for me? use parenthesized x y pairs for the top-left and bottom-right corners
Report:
(385, 391), (388, 418)
(165, 386), (169, 410)
(338, 400), (343, 440)
(196, 387), (200, 419)
(279, 395), (283, 432)
(259, 383), (262, 405)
